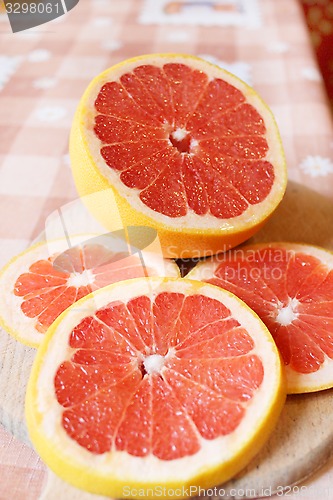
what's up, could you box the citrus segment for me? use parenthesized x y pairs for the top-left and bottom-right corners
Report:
(26, 278), (285, 498)
(188, 243), (333, 393)
(0, 236), (179, 347)
(70, 53), (287, 258)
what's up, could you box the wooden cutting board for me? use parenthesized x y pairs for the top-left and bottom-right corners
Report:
(1, 181), (333, 499)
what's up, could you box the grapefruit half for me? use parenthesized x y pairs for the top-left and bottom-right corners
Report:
(69, 54), (287, 259)
(0, 236), (179, 347)
(26, 277), (285, 498)
(188, 242), (333, 393)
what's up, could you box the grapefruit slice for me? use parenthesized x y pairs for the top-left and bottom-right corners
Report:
(0, 236), (179, 348)
(188, 242), (333, 394)
(69, 53), (287, 259)
(26, 277), (285, 498)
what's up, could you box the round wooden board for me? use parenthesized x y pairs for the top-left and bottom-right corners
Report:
(1, 181), (333, 499)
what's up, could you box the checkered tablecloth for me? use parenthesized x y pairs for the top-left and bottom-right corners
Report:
(0, 0), (333, 498)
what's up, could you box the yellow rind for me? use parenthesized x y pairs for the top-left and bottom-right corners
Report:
(0, 240), (47, 348)
(26, 277), (286, 499)
(0, 312), (40, 349)
(69, 53), (287, 259)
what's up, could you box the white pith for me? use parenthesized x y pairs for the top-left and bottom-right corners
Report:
(170, 127), (188, 142)
(0, 235), (179, 347)
(32, 278), (282, 483)
(190, 137), (199, 151)
(143, 354), (165, 375)
(188, 242), (333, 393)
(67, 269), (96, 288)
(82, 54), (287, 231)
(169, 127), (198, 156)
(142, 348), (175, 375)
(275, 298), (299, 326)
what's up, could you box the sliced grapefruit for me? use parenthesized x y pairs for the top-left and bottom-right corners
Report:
(188, 242), (333, 394)
(69, 53), (287, 259)
(0, 236), (179, 348)
(26, 277), (285, 498)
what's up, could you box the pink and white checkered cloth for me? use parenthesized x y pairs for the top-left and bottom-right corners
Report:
(0, 0), (333, 498)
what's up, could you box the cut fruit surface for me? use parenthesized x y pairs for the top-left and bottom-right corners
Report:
(26, 277), (285, 499)
(0, 236), (179, 348)
(70, 53), (287, 258)
(188, 243), (333, 394)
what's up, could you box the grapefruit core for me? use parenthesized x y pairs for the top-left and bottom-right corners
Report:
(26, 277), (285, 498)
(69, 54), (287, 259)
(188, 242), (333, 393)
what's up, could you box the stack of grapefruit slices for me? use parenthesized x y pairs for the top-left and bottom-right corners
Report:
(0, 54), (332, 498)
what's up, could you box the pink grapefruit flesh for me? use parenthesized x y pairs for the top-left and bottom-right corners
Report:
(55, 292), (262, 459)
(0, 238), (179, 347)
(14, 245), (150, 334)
(95, 64), (274, 219)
